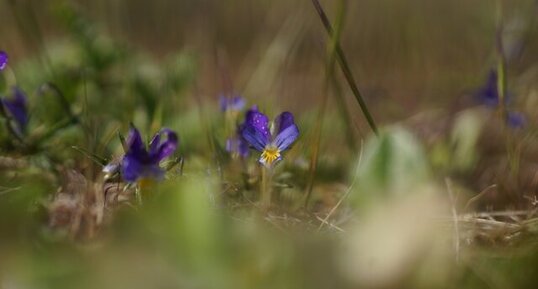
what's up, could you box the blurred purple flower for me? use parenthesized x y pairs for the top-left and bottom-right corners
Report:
(475, 70), (502, 107)
(507, 111), (526, 129)
(476, 70), (527, 129)
(220, 95), (246, 112)
(241, 109), (299, 167)
(121, 125), (178, 183)
(0, 51), (7, 71)
(226, 136), (250, 158)
(1, 87), (28, 133)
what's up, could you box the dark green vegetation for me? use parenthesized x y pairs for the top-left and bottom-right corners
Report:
(1, 1), (538, 288)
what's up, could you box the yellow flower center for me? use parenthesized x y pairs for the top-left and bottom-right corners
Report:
(261, 146), (281, 166)
(138, 178), (156, 192)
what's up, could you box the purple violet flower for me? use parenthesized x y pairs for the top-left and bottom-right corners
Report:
(121, 125), (178, 183)
(241, 109), (299, 167)
(220, 95), (246, 112)
(0, 51), (7, 71)
(1, 87), (28, 133)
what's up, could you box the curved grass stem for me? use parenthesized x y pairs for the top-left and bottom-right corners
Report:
(311, 0), (378, 135)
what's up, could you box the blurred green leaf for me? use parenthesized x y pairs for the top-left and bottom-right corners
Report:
(351, 126), (431, 208)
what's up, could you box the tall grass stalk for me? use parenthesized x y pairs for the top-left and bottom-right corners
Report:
(495, 0), (507, 121)
(495, 0), (520, 178)
(311, 0), (378, 136)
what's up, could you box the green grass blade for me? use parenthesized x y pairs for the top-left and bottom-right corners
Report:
(311, 0), (379, 135)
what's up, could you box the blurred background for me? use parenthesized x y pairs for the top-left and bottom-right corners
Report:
(3, 0), (537, 117)
(1, 0), (538, 288)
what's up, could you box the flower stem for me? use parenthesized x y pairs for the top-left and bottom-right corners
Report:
(260, 166), (272, 209)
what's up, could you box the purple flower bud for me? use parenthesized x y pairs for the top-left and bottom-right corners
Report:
(0, 51), (8, 71)
(225, 135), (250, 158)
(220, 95), (246, 112)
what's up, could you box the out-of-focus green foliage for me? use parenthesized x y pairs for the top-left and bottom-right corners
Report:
(351, 126), (432, 209)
